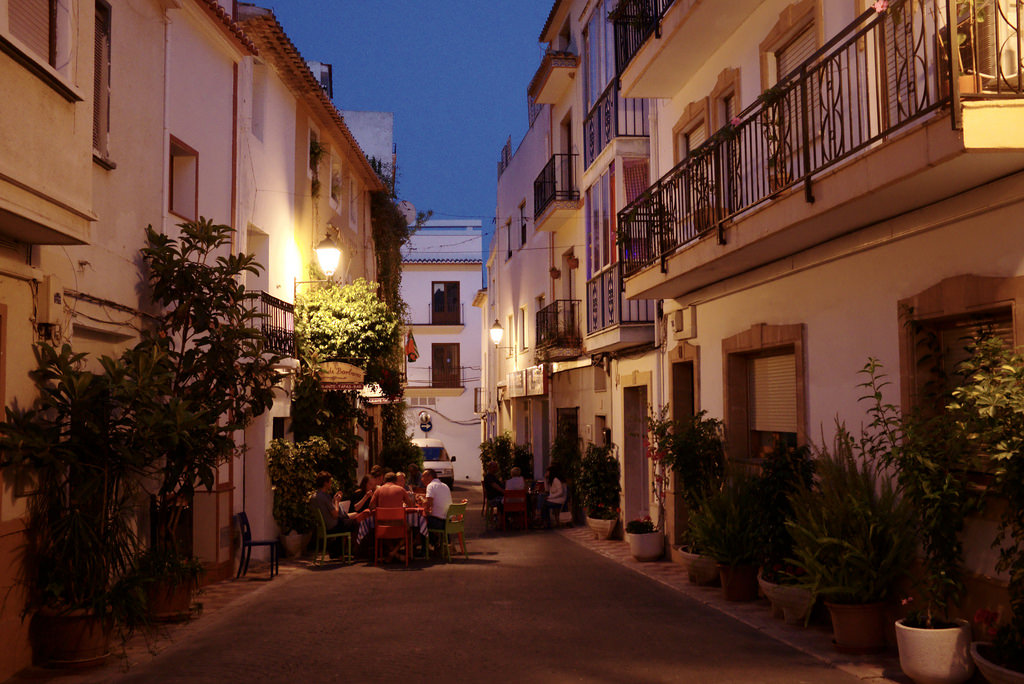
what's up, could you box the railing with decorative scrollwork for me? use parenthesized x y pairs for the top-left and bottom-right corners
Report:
(248, 290), (294, 357)
(583, 79), (650, 168)
(617, 0), (1015, 277)
(586, 265), (656, 334)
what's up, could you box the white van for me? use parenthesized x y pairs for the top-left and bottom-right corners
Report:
(411, 438), (456, 487)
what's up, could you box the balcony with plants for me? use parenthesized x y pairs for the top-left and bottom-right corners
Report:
(533, 153), (582, 232)
(618, 0), (1024, 302)
(585, 263), (656, 352)
(535, 299), (583, 362)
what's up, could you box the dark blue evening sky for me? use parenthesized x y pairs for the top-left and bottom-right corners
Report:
(263, 1), (554, 239)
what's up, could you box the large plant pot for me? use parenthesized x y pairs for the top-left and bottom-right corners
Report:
(280, 530), (311, 557)
(147, 579), (194, 623)
(718, 563), (759, 602)
(626, 531), (663, 561)
(676, 547), (719, 585)
(825, 601), (888, 654)
(971, 642), (1024, 684)
(586, 516), (617, 540)
(29, 608), (112, 668)
(894, 619), (973, 684)
(758, 573), (814, 625)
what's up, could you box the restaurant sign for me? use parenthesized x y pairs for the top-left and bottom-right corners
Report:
(359, 382), (400, 405)
(508, 370), (526, 398)
(321, 361), (365, 391)
(526, 364), (546, 396)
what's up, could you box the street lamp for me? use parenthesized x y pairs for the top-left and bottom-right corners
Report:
(489, 319), (504, 346)
(315, 234), (342, 277)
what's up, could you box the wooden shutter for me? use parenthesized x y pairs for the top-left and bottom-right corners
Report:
(749, 354), (797, 433)
(777, 26), (817, 80)
(686, 121), (707, 152)
(93, 3), (111, 154)
(10, 0), (53, 63)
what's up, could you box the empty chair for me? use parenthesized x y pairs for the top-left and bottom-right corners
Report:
(374, 507), (410, 566)
(503, 490), (528, 531)
(428, 500), (469, 562)
(235, 512), (278, 579)
(312, 507), (352, 565)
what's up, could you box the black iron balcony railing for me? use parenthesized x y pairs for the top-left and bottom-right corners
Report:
(618, 0), (1011, 278)
(957, 0), (1023, 96)
(536, 299), (583, 353)
(587, 265), (656, 334)
(583, 79), (650, 168)
(429, 366), (464, 389)
(534, 153), (580, 219)
(611, 0), (677, 76)
(248, 290), (294, 357)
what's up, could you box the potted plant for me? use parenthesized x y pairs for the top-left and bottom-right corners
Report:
(752, 443), (815, 625)
(688, 472), (763, 601)
(859, 359), (977, 684)
(787, 427), (915, 653)
(267, 439), (320, 556)
(576, 443), (621, 539)
(949, 338), (1024, 680)
(625, 516), (663, 561)
(0, 344), (159, 666)
(549, 267), (561, 279)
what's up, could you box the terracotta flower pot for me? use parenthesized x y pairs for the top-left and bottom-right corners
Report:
(586, 516), (617, 540)
(30, 608), (112, 668)
(718, 563), (759, 602)
(626, 531), (663, 561)
(895, 618), (973, 684)
(676, 546), (720, 585)
(147, 579), (194, 622)
(825, 601), (888, 654)
(971, 642), (1024, 684)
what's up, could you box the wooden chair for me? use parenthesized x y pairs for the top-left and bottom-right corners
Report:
(312, 507), (352, 565)
(235, 512), (278, 579)
(503, 490), (528, 531)
(374, 507), (410, 566)
(428, 500), (469, 562)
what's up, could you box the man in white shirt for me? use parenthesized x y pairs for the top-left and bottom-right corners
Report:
(421, 468), (452, 532)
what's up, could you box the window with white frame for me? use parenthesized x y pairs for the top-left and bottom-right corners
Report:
(585, 163), (615, 276)
(169, 137), (198, 221)
(9, 0), (74, 76)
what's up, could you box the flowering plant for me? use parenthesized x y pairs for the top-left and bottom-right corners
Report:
(626, 515), (655, 535)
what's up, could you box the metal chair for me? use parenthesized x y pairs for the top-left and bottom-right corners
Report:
(235, 512), (278, 578)
(313, 507), (352, 565)
(427, 500), (469, 562)
(374, 507), (410, 566)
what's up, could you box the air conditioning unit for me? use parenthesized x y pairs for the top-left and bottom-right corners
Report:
(672, 305), (696, 340)
(37, 274), (63, 325)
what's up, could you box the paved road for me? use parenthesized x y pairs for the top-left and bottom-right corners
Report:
(111, 484), (862, 684)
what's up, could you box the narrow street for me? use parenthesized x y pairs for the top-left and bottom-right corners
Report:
(12, 484), (901, 684)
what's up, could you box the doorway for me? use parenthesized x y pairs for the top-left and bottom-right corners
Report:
(622, 385), (648, 520)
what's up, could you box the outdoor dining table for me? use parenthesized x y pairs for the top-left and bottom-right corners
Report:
(356, 506), (429, 544)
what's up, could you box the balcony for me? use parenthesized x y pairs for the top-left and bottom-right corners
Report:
(409, 304), (464, 327)
(612, 0), (760, 98)
(405, 365), (466, 391)
(536, 299), (583, 362)
(586, 265), (656, 352)
(250, 291), (295, 357)
(534, 153), (581, 232)
(582, 80), (650, 169)
(619, 0), (1024, 301)
(528, 48), (579, 105)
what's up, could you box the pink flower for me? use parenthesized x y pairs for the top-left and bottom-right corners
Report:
(872, 0), (888, 11)
(730, 117), (741, 127)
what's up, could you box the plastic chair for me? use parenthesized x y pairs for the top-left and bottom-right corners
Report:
(428, 500), (469, 562)
(483, 497), (503, 531)
(235, 512), (278, 578)
(503, 490), (528, 531)
(374, 507), (410, 566)
(313, 507), (352, 565)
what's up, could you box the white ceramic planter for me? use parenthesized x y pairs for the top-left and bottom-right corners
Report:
(280, 531), (310, 557)
(676, 547), (719, 585)
(758, 574), (814, 625)
(971, 641), (1024, 684)
(585, 516), (617, 540)
(626, 531), (663, 561)
(895, 619), (973, 684)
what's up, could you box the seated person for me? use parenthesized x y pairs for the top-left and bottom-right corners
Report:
(504, 467), (526, 491)
(311, 471), (370, 557)
(371, 472), (414, 509)
(539, 466), (566, 529)
(419, 468), (452, 532)
(349, 475), (375, 514)
(483, 461), (505, 511)
(407, 463), (422, 488)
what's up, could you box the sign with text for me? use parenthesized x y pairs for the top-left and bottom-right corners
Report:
(321, 361), (365, 391)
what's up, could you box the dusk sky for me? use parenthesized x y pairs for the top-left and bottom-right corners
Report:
(264, 1), (555, 243)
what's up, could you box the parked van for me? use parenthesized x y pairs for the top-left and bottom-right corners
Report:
(411, 438), (456, 487)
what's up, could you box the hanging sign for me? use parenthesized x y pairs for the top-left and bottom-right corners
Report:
(320, 361), (365, 391)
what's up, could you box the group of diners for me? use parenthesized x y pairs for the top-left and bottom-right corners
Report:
(483, 461), (566, 528)
(310, 463), (454, 561)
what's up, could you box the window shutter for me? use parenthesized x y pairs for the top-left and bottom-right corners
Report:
(777, 26), (816, 80)
(686, 121), (707, 152)
(10, 0), (52, 62)
(749, 354), (798, 433)
(93, 3), (111, 154)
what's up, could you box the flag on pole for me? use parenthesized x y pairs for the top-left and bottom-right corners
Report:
(405, 331), (419, 362)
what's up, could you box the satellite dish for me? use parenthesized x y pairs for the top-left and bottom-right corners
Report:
(397, 200), (416, 225)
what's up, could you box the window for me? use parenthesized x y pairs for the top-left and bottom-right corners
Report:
(518, 307), (527, 351)
(672, 99), (710, 165)
(582, 0), (616, 111)
(308, 128), (320, 177)
(92, 2), (111, 160)
(9, 0), (72, 74)
(431, 282), (460, 325)
(169, 137), (198, 220)
(748, 353), (798, 457)
(505, 219), (512, 260)
(585, 164), (615, 276)
(330, 156), (342, 204)
(519, 202), (527, 249)
(252, 62), (266, 141)
(349, 178), (357, 225)
(431, 343), (460, 388)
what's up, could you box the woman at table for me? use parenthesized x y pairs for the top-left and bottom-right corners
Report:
(349, 475), (376, 514)
(539, 465), (566, 529)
